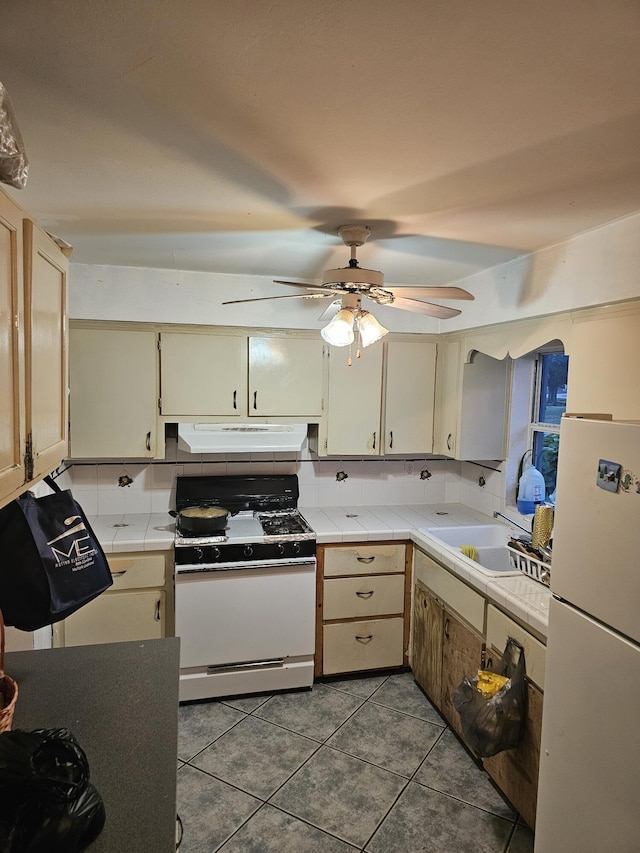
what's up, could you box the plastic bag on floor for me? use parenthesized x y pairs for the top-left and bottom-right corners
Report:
(452, 638), (526, 757)
(0, 728), (106, 852)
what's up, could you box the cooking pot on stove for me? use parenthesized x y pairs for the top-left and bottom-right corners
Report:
(170, 505), (230, 535)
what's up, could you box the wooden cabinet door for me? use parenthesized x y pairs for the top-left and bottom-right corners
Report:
(23, 221), (68, 480)
(483, 678), (543, 829)
(69, 327), (158, 458)
(411, 581), (444, 704)
(384, 341), (436, 454)
(325, 344), (383, 455)
(0, 191), (26, 500)
(433, 339), (461, 456)
(160, 331), (246, 417)
(249, 336), (323, 416)
(60, 590), (165, 647)
(440, 607), (485, 747)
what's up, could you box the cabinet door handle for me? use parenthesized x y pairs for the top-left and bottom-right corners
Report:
(233, 389), (237, 410)
(389, 430), (393, 449)
(356, 590), (374, 598)
(372, 431), (376, 449)
(146, 431), (151, 451)
(111, 570), (127, 578)
(155, 600), (161, 622)
(356, 556), (375, 564)
(355, 634), (373, 643)
(253, 390), (257, 410)
(447, 433), (452, 451)
(443, 617), (450, 639)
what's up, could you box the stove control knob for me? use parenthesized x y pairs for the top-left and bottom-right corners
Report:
(292, 541), (301, 554)
(195, 547), (204, 561)
(275, 543), (285, 556)
(211, 547), (221, 560)
(243, 544), (254, 558)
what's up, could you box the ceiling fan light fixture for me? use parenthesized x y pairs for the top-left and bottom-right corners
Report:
(357, 310), (389, 347)
(320, 308), (355, 346)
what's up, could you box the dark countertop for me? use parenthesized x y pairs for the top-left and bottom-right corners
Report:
(5, 637), (180, 853)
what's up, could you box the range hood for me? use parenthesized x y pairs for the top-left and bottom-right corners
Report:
(177, 423), (307, 454)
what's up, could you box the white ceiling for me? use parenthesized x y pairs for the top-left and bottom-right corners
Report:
(2, 0), (640, 298)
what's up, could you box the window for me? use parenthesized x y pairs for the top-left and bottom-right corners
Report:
(530, 352), (569, 502)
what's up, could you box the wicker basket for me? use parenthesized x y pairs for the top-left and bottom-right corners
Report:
(0, 608), (18, 733)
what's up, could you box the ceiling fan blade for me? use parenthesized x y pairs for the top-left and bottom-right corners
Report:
(388, 286), (474, 301)
(388, 296), (462, 319)
(222, 293), (331, 306)
(273, 280), (334, 294)
(318, 299), (341, 321)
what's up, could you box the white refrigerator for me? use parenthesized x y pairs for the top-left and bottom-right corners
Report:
(535, 417), (640, 852)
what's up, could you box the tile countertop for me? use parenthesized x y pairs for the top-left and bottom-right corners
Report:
(89, 503), (550, 641)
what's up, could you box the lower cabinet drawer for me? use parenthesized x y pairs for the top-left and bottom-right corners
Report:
(324, 544), (405, 577)
(323, 617), (404, 675)
(323, 575), (405, 620)
(107, 553), (166, 590)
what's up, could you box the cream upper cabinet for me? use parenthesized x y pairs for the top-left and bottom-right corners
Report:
(434, 342), (509, 460)
(0, 189), (68, 509)
(69, 326), (159, 458)
(248, 336), (323, 417)
(0, 191), (26, 501)
(324, 343), (384, 455)
(24, 220), (68, 480)
(433, 339), (461, 456)
(317, 338), (436, 456)
(159, 331), (323, 418)
(567, 307), (640, 419)
(383, 341), (436, 454)
(160, 331), (246, 417)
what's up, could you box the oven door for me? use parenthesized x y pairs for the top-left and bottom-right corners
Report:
(175, 560), (316, 675)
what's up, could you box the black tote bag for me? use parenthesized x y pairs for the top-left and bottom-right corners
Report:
(0, 476), (112, 631)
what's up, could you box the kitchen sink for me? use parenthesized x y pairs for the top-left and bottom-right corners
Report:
(423, 524), (521, 576)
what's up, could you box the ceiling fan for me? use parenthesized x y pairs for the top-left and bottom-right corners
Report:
(222, 224), (475, 320)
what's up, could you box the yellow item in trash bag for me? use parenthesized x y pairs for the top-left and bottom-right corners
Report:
(475, 670), (510, 698)
(459, 545), (479, 562)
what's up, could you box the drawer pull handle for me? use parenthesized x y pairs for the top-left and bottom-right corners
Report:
(355, 634), (373, 643)
(372, 431), (376, 450)
(447, 433), (452, 451)
(233, 389), (237, 409)
(356, 590), (374, 598)
(356, 556), (375, 564)
(389, 430), (393, 449)
(253, 390), (258, 410)
(111, 570), (127, 577)
(155, 600), (161, 621)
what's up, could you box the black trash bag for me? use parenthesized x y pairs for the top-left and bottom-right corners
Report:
(0, 728), (106, 852)
(452, 637), (527, 758)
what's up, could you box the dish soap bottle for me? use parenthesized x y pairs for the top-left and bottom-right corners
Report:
(517, 463), (545, 514)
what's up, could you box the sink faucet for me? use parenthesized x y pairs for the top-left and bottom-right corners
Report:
(493, 511), (530, 534)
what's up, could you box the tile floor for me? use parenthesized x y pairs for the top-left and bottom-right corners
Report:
(177, 671), (535, 852)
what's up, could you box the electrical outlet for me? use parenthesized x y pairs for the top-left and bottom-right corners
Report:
(404, 461), (414, 476)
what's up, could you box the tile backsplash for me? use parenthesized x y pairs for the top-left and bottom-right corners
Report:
(54, 438), (506, 519)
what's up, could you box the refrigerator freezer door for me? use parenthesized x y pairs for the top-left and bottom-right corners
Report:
(552, 418), (640, 644)
(535, 598), (640, 852)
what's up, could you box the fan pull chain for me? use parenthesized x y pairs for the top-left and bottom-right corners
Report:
(347, 341), (353, 367)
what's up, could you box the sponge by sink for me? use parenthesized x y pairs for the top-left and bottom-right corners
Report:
(459, 545), (479, 562)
